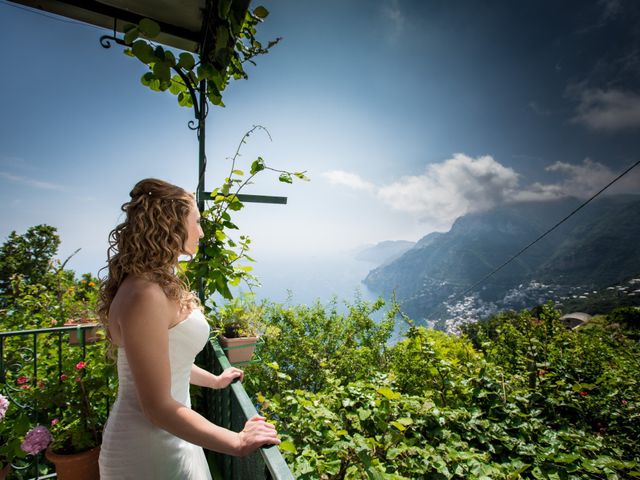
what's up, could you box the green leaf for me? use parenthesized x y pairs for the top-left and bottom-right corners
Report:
(177, 52), (195, 70)
(232, 169), (244, 176)
(124, 26), (139, 45)
(169, 75), (185, 95)
(177, 91), (193, 107)
(140, 72), (154, 86)
(250, 157), (266, 175)
(215, 25), (230, 53)
(389, 421), (406, 431)
(358, 408), (372, 421)
(153, 61), (171, 82)
(209, 93), (225, 107)
(197, 64), (215, 82)
(132, 41), (155, 64)
(254, 6), (270, 18)
(164, 50), (176, 66)
(279, 173), (293, 184)
(154, 45), (165, 60)
(139, 18), (160, 38)
(279, 440), (297, 454)
(293, 172), (310, 181)
(376, 387), (401, 400)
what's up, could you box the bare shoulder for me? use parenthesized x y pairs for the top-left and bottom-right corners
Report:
(110, 276), (174, 339)
(117, 276), (168, 308)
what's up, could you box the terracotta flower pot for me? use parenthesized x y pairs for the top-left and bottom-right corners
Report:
(45, 446), (100, 480)
(64, 322), (101, 345)
(219, 335), (258, 364)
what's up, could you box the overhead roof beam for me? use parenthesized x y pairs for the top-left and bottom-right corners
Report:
(9, 0), (203, 52)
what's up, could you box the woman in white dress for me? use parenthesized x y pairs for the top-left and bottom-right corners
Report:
(98, 178), (279, 479)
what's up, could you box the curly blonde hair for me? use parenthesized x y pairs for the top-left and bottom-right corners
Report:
(97, 178), (199, 349)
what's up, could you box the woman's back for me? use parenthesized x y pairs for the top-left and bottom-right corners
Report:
(99, 308), (212, 480)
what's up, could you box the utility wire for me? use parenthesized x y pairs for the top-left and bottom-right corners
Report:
(426, 157), (640, 320)
(1, 0), (106, 30)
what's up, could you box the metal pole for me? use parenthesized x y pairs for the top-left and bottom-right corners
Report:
(197, 79), (207, 305)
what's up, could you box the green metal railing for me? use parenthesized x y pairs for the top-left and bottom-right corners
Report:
(197, 339), (295, 480)
(2, 326), (294, 479)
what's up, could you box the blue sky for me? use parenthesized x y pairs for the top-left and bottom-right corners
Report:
(1, 0), (639, 287)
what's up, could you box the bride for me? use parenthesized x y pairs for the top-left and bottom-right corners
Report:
(98, 178), (279, 479)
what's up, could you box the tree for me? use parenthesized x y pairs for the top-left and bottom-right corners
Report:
(0, 225), (60, 301)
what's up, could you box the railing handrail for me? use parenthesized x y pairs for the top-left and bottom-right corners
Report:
(0, 324), (100, 337)
(211, 339), (295, 480)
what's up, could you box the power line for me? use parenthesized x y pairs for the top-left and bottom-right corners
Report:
(425, 157), (640, 320)
(1, 1), (106, 30)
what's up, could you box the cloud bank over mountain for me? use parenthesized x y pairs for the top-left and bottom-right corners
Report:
(323, 154), (640, 229)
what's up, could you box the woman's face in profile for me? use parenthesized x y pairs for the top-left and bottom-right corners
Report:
(183, 201), (204, 256)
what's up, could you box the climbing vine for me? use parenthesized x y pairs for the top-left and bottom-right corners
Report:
(183, 126), (308, 311)
(121, 3), (280, 108)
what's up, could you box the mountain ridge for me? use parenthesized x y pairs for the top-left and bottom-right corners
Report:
(363, 195), (640, 324)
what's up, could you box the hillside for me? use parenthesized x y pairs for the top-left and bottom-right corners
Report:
(363, 195), (640, 325)
(354, 240), (416, 265)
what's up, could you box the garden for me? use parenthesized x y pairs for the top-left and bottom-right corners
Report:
(1, 224), (639, 479)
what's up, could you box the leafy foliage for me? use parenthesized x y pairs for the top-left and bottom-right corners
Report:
(243, 297), (397, 396)
(0, 225), (60, 303)
(0, 228), (114, 475)
(248, 301), (640, 479)
(123, 4), (281, 108)
(0, 226), (99, 331)
(183, 126), (307, 313)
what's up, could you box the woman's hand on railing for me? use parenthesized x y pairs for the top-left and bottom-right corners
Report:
(236, 415), (280, 456)
(214, 367), (244, 389)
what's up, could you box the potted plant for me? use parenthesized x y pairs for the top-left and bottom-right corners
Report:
(29, 348), (115, 480)
(63, 316), (102, 345)
(216, 295), (264, 364)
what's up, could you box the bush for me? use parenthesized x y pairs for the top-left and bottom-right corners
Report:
(244, 297), (397, 397)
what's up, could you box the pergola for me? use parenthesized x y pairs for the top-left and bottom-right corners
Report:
(9, 0), (287, 212)
(8, 1), (292, 478)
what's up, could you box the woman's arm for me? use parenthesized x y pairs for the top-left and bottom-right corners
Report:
(190, 364), (244, 389)
(119, 282), (278, 456)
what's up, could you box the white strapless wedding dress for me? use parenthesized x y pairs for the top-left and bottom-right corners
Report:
(99, 309), (213, 480)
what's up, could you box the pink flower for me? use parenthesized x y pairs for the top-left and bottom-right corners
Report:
(75, 361), (86, 370)
(59, 374), (68, 381)
(75, 377), (82, 383)
(0, 394), (9, 421)
(38, 381), (46, 390)
(16, 375), (29, 385)
(20, 426), (52, 455)
(20, 385), (30, 390)
(579, 391), (589, 397)
(50, 418), (59, 427)
(622, 399), (628, 405)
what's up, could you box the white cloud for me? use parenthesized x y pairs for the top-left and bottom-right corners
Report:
(0, 171), (67, 191)
(378, 154), (520, 225)
(322, 170), (375, 192)
(325, 155), (640, 230)
(515, 158), (640, 200)
(381, 0), (405, 41)
(571, 88), (640, 132)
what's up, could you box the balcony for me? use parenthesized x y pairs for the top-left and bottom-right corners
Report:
(0, 325), (294, 479)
